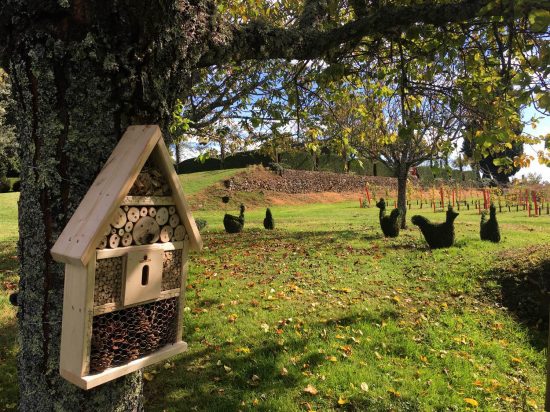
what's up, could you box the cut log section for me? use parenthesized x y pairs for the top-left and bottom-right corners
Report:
(121, 232), (133, 247)
(97, 236), (108, 249)
(155, 207), (169, 226)
(173, 225), (186, 241)
(159, 225), (173, 243)
(169, 214), (180, 228)
(148, 207), (157, 217)
(168, 206), (176, 216)
(140, 207), (148, 217)
(109, 234), (121, 248)
(127, 207), (141, 223)
(133, 216), (160, 245)
(111, 208), (127, 229)
(117, 228), (125, 237)
(124, 221), (134, 233)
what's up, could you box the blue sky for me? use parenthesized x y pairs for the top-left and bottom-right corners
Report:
(515, 107), (549, 182)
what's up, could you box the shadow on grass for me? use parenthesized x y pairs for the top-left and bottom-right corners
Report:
(144, 311), (417, 411)
(483, 246), (549, 350)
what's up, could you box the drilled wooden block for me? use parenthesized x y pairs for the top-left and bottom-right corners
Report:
(162, 250), (182, 291)
(94, 257), (123, 307)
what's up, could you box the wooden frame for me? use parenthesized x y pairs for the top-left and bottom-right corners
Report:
(52, 126), (201, 390)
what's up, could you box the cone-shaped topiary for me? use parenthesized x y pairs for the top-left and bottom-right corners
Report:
(411, 206), (459, 249)
(224, 204), (245, 233)
(376, 198), (400, 237)
(263, 208), (275, 230)
(480, 203), (500, 242)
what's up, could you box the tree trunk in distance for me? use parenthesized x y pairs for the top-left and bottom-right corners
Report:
(8, 1), (214, 409)
(396, 164), (410, 229)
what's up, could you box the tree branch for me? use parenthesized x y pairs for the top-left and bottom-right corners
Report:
(199, 0), (501, 67)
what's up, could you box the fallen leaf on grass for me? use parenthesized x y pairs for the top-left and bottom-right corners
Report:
(280, 367), (288, 376)
(304, 384), (318, 395)
(143, 372), (154, 381)
(464, 398), (478, 407)
(337, 396), (348, 405)
(526, 399), (537, 409)
(360, 382), (369, 392)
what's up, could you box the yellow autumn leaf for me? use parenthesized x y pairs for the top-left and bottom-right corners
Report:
(526, 399), (537, 408)
(327, 356), (338, 362)
(360, 382), (369, 392)
(464, 398), (478, 407)
(337, 396), (348, 405)
(143, 371), (154, 381)
(511, 357), (522, 364)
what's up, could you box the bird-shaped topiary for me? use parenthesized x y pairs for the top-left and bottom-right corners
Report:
(376, 198), (400, 237)
(224, 204), (245, 233)
(263, 208), (275, 230)
(411, 205), (459, 249)
(480, 203), (500, 242)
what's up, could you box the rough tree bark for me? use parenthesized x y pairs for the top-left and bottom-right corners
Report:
(5, 1), (214, 409)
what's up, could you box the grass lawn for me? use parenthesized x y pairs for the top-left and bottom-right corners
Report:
(179, 168), (246, 196)
(1, 189), (549, 411)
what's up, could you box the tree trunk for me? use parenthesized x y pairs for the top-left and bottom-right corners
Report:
(219, 139), (226, 169)
(175, 142), (182, 165)
(396, 164), (409, 229)
(7, 1), (213, 409)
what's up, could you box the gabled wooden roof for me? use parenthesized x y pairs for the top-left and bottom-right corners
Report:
(51, 125), (202, 266)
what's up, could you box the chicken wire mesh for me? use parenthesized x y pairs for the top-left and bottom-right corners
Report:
(89, 297), (179, 373)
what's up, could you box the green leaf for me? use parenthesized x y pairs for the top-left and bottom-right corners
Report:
(529, 9), (550, 32)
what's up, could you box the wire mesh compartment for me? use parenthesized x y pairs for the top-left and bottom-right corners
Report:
(162, 250), (182, 291)
(89, 297), (179, 373)
(94, 257), (123, 307)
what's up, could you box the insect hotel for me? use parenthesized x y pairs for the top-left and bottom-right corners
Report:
(51, 125), (202, 389)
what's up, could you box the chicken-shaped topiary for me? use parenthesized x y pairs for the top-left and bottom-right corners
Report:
(263, 208), (275, 230)
(224, 204), (245, 233)
(376, 198), (400, 238)
(411, 206), (459, 249)
(480, 203), (500, 242)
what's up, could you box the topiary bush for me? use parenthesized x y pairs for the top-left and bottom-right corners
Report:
(263, 208), (275, 230)
(0, 176), (10, 193)
(11, 179), (21, 192)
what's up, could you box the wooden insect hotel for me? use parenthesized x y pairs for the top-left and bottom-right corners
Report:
(51, 125), (202, 389)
